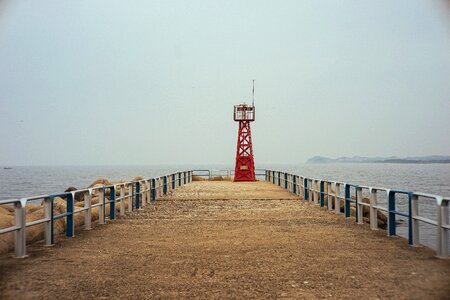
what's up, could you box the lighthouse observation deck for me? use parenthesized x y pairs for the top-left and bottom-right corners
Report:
(233, 104), (255, 121)
(0, 170), (449, 299)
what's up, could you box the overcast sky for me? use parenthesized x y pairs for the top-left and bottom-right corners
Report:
(1, 1), (449, 166)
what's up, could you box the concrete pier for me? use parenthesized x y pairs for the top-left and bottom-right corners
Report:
(1, 181), (449, 299)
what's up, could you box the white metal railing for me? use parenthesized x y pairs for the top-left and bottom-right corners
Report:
(265, 170), (449, 257)
(191, 169), (266, 180)
(0, 171), (193, 258)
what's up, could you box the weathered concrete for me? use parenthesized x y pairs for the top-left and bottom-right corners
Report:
(1, 181), (450, 299)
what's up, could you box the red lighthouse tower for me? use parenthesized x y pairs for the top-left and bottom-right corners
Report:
(233, 83), (256, 182)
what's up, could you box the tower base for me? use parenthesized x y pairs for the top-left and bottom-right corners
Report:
(234, 157), (256, 182)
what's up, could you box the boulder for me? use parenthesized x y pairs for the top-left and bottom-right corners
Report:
(378, 219), (387, 229)
(25, 204), (41, 214)
(64, 186), (84, 202)
(0, 208), (14, 254)
(1, 205), (14, 214)
(88, 178), (110, 188)
(361, 198), (369, 216)
(0, 206), (12, 217)
(377, 210), (388, 224)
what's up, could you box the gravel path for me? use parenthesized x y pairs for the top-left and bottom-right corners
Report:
(1, 181), (449, 299)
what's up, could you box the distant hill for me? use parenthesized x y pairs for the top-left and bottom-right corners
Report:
(306, 155), (450, 164)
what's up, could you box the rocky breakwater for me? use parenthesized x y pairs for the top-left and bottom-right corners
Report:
(321, 191), (388, 229)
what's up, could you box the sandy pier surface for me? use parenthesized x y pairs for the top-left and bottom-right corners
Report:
(1, 181), (449, 299)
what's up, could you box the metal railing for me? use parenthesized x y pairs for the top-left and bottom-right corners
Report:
(192, 169), (266, 180)
(0, 171), (194, 258)
(265, 170), (449, 257)
(3, 168), (447, 259)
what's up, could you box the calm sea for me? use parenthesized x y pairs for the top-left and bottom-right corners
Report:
(1, 163), (449, 250)
(1, 164), (449, 200)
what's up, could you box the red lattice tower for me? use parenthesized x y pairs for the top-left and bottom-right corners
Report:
(233, 103), (255, 182)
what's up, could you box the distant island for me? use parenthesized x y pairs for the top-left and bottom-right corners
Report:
(306, 155), (450, 164)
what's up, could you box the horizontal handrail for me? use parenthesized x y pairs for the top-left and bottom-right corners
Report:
(265, 169), (449, 257)
(191, 168), (266, 180)
(0, 170), (194, 258)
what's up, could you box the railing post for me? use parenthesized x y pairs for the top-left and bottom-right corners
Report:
(278, 172), (281, 186)
(127, 184), (133, 213)
(407, 192), (413, 245)
(142, 181), (148, 207)
(356, 187), (363, 224)
(314, 180), (319, 205)
(320, 181), (325, 207)
(410, 194), (419, 244)
(290, 174), (293, 191)
(141, 181), (147, 207)
(178, 172), (182, 186)
(136, 182), (140, 209)
(109, 186), (116, 219)
(293, 176), (297, 194)
(334, 183), (340, 214)
(151, 178), (156, 203)
(369, 188), (378, 230)
(327, 182), (333, 211)
(437, 198), (449, 257)
(99, 188), (105, 225)
(50, 196), (55, 244)
(184, 172), (187, 184)
(44, 197), (53, 245)
(344, 184), (350, 218)
(284, 173), (288, 189)
(159, 178), (163, 196)
(288, 174), (291, 190)
(84, 190), (92, 230)
(300, 177), (304, 197)
(272, 171), (275, 184)
(387, 190), (396, 236)
(66, 193), (74, 237)
(14, 200), (27, 258)
(304, 178), (308, 200)
(172, 174), (176, 189)
(309, 179), (313, 203)
(147, 179), (152, 203)
(163, 176), (167, 195)
(292, 175), (294, 191)
(120, 185), (125, 216)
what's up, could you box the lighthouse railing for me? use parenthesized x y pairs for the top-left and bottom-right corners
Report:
(265, 169), (449, 258)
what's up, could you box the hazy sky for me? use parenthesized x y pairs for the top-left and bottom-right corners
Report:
(1, 1), (449, 166)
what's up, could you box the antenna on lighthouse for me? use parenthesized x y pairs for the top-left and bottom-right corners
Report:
(252, 80), (255, 107)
